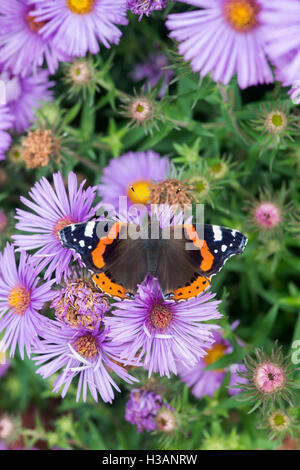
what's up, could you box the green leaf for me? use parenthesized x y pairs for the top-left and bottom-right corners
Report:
(64, 100), (82, 125)
(86, 421), (107, 450)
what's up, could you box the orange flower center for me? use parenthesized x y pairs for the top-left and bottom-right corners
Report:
(150, 304), (172, 330)
(8, 286), (31, 316)
(224, 0), (259, 33)
(26, 12), (47, 33)
(73, 334), (98, 359)
(67, 0), (95, 14)
(204, 342), (227, 372)
(52, 217), (74, 240)
(127, 180), (153, 204)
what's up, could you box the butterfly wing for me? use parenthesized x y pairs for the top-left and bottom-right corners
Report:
(156, 224), (247, 301)
(59, 221), (247, 301)
(59, 220), (148, 299)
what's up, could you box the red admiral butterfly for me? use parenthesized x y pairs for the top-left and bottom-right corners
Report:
(59, 219), (247, 301)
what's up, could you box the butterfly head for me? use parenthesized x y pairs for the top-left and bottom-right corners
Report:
(59, 223), (76, 250)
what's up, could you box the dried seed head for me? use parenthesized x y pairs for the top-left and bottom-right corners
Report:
(52, 278), (109, 330)
(22, 129), (56, 169)
(149, 179), (194, 206)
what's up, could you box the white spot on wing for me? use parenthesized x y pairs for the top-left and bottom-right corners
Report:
(221, 244), (227, 252)
(84, 221), (95, 238)
(79, 240), (85, 247)
(212, 225), (222, 241)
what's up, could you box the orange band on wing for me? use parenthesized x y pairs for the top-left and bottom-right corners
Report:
(172, 275), (211, 301)
(184, 225), (214, 272)
(200, 240), (214, 272)
(92, 272), (128, 299)
(91, 222), (122, 269)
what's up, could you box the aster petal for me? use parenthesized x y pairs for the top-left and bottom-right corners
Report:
(166, 0), (274, 89)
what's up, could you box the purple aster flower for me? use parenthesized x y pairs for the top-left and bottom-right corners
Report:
(0, 68), (54, 133)
(13, 171), (99, 282)
(97, 150), (170, 209)
(0, 0), (67, 77)
(127, 0), (168, 20)
(178, 327), (247, 398)
(33, 322), (138, 403)
(30, 0), (128, 58)
(260, 1), (300, 86)
(105, 276), (222, 378)
(0, 106), (14, 161)
(166, 0), (274, 89)
(0, 243), (54, 360)
(125, 388), (167, 432)
(130, 52), (173, 97)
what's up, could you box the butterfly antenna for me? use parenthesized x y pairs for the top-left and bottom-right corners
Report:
(169, 186), (183, 225)
(129, 185), (146, 205)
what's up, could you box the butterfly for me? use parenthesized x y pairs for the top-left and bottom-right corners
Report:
(59, 218), (247, 301)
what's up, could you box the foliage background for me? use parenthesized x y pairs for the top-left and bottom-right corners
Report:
(0, 6), (299, 450)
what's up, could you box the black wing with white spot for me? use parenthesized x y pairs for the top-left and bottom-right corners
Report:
(202, 224), (247, 276)
(58, 220), (115, 272)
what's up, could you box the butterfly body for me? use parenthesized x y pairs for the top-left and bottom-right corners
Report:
(59, 220), (247, 301)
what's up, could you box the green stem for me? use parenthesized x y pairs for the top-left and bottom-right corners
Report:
(217, 84), (253, 146)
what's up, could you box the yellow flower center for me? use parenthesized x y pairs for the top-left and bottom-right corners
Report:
(67, 0), (95, 14)
(127, 180), (153, 204)
(224, 0), (259, 33)
(273, 413), (286, 427)
(8, 145), (24, 163)
(271, 114), (283, 127)
(204, 342), (227, 372)
(191, 177), (210, 197)
(211, 163), (222, 174)
(210, 163), (228, 179)
(8, 286), (31, 316)
(265, 111), (287, 134)
(269, 411), (289, 431)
